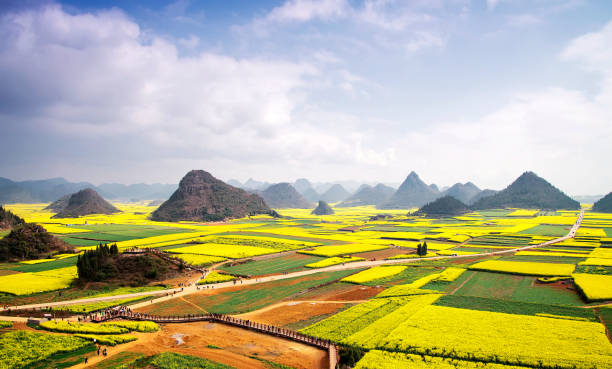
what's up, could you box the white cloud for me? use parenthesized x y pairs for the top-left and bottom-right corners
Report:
(0, 4), (397, 181)
(264, 0), (349, 23)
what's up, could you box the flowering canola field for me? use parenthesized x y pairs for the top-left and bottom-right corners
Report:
(375, 305), (612, 369)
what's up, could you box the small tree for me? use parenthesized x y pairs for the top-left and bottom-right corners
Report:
(422, 241), (428, 255)
(110, 243), (119, 255)
(417, 243), (422, 256)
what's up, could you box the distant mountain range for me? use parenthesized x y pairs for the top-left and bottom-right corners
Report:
(0, 171), (600, 213)
(0, 177), (177, 203)
(338, 183), (395, 207)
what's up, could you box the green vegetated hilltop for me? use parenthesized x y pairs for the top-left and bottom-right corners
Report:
(415, 195), (471, 217)
(52, 188), (120, 218)
(470, 171), (580, 210)
(0, 206), (72, 262)
(76, 244), (180, 286)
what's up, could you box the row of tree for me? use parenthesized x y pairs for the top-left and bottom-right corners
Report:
(416, 241), (428, 256)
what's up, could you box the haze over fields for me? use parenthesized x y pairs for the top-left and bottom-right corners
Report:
(0, 1), (612, 196)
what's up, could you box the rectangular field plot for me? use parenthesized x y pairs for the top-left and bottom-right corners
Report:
(167, 243), (278, 258)
(375, 305), (612, 369)
(0, 266), (77, 295)
(56, 224), (191, 245)
(469, 260), (575, 276)
(341, 266), (407, 284)
(434, 295), (597, 321)
(139, 269), (356, 315)
(298, 243), (388, 257)
(519, 224), (569, 237)
(451, 271), (585, 306)
(219, 253), (324, 275)
(572, 274), (612, 301)
(499, 254), (586, 264)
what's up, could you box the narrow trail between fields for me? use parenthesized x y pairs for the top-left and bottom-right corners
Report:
(0, 210), (584, 315)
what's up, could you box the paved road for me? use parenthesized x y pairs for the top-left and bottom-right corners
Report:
(0, 209), (585, 314)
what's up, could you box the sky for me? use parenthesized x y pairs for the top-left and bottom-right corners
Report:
(0, 0), (611, 195)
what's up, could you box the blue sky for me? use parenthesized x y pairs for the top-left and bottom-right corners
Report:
(1, 0), (611, 194)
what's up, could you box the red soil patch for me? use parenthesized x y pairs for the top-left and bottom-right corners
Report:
(126, 322), (327, 369)
(296, 283), (384, 301)
(0, 269), (20, 276)
(158, 270), (201, 287)
(236, 301), (350, 327)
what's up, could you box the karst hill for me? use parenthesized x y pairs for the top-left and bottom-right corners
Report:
(151, 170), (272, 222)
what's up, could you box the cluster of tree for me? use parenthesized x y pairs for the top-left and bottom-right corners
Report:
(0, 205), (25, 229)
(416, 241), (428, 256)
(76, 244), (119, 281)
(0, 223), (71, 262)
(76, 243), (174, 284)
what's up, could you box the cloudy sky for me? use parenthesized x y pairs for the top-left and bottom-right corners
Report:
(1, 0), (611, 195)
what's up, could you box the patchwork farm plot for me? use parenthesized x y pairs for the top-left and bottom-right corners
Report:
(1, 203), (612, 368)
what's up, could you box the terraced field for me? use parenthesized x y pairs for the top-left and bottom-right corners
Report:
(1, 204), (611, 369)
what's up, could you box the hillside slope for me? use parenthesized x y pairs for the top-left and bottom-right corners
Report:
(593, 192), (612, 213)
(319, 184), (350, 203)
(380, 171), (440, 209)
(443, 182), (481, 204)
(52, 188), (120, 218)
(415, 196), (470, 217)
(471, 172), (580, 210)
(0, 223), (72, 261)
(151, 170), (271, 222)
(338, 183), (395, 207)
(261, 183), (312, 208)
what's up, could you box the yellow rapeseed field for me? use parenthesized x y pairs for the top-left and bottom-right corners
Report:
(167, 243), (276, 258)
(0, 266), (77, 295)
(354, 351), (536, 369)
(198, 271), (236, 284)
(341, 266), (407, 284)
(377, 305), (612, 369)
(343, 294), (442, 349)
(572, 273), (612, 301)
(305, 256), (364, 268)
(579, 257), (612, 266)
(375, 273), (442, 298)
(438, 267), (466, 282)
